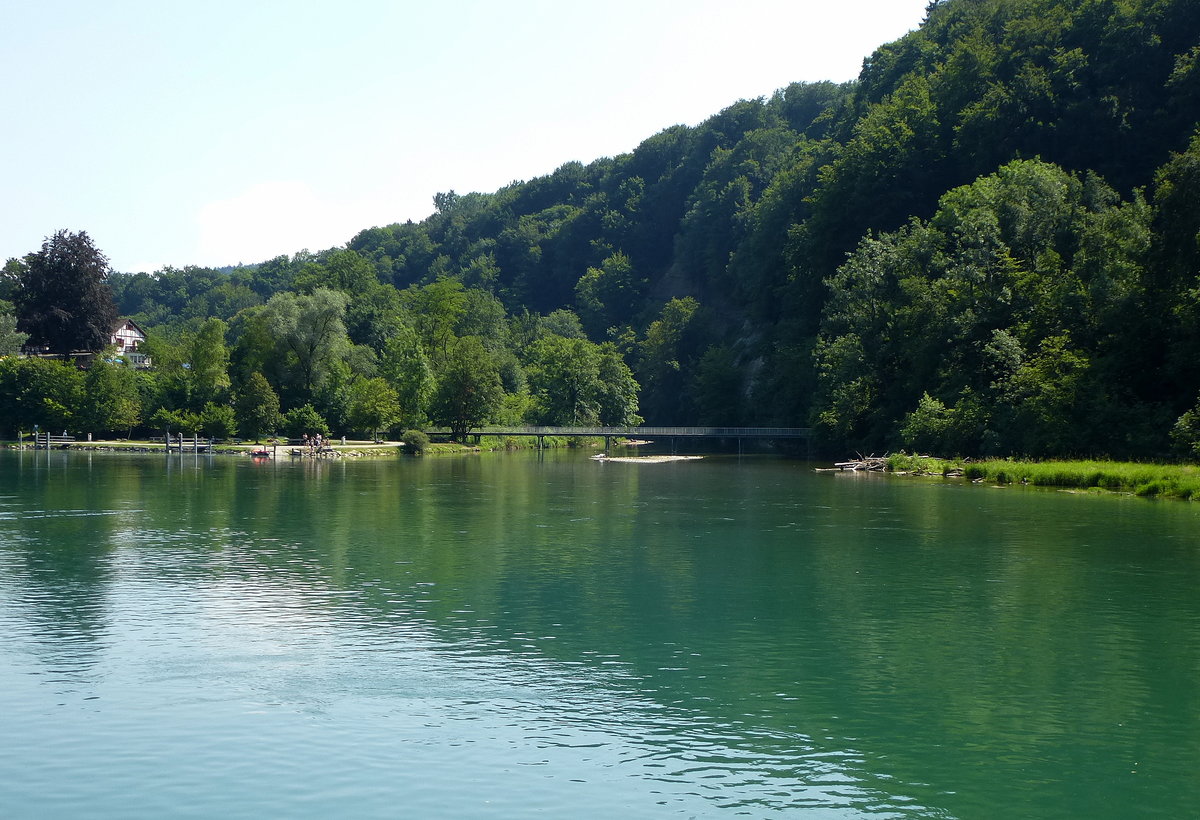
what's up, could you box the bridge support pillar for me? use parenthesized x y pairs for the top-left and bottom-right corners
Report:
(537, 435), (544, 449)
(604, 435), (612, 453)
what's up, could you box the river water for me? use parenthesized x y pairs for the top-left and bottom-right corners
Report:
(0, 449), (1197, 818)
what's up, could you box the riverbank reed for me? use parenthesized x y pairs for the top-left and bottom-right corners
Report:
(885, 454), (1200, 499)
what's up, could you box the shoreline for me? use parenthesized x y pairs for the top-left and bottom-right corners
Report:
(3, 440), (407, 459)
(0, 434), (634, 459)
(841, 454), (1200, 501)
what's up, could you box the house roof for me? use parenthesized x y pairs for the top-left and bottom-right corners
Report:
(112, 318), (147, 337)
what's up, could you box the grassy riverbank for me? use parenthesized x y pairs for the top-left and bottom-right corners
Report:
(885, 454), (1200, 499)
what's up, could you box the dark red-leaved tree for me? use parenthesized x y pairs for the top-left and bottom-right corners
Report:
(15, 230), (119, 355)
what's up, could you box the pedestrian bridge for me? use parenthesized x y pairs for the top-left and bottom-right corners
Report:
(428, 425), (813, 450)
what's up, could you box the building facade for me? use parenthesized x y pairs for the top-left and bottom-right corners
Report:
(111, 319), (150, 367)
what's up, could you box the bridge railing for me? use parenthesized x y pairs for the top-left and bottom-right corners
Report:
(426, 426), (812, 439)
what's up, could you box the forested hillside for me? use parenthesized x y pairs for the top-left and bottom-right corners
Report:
(8, 0), (1200, 457)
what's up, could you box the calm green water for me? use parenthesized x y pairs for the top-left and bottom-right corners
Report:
(1, 449), (1198, 818)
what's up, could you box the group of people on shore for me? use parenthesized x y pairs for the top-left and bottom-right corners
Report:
(300, 433), (328, 452)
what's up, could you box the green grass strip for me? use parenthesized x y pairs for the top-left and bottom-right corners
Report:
(884, 454), (1200, 499)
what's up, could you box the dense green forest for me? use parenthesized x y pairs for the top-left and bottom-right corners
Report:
(4, 0), (1200, 457)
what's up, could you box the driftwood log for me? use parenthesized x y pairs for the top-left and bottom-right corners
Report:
(818, 454), (970, 476)
(831, 455), (888, 471)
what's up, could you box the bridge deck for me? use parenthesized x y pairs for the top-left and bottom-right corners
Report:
(428, 426), (812, 439)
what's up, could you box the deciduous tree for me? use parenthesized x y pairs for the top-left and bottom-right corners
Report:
(186, 318), (231, 410)
(0, 356), (83, 437)
(282, 403), (329, 439)
(82, 358), (141, 437)
(261, 288), (350, 400)
(198, 403), (238, 439)
(379, 325), (435, 427)
(0, 300), (29, 355)
(234, 372), (282, 442)
(15, 230), (119, 355)
(348, 376), (401, 441)
(429, 336), (504, 440)
(526, 335), (602, 425)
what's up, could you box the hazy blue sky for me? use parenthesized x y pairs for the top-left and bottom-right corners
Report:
(2, 1), (929, 273)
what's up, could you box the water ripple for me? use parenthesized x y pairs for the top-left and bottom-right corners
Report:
(2, 453), (1198, 818)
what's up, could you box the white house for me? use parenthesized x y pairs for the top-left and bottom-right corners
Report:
(111, 319), (151, 367)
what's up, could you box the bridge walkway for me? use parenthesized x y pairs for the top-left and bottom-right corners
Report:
(426, 426), (813, 453)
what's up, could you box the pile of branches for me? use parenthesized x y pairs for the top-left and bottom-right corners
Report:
(832, 455), (888, 472)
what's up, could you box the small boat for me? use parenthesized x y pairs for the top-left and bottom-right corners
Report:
(250, 448), (271, 459)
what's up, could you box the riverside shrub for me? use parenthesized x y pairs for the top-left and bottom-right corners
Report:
(402, 429), (430, 454)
